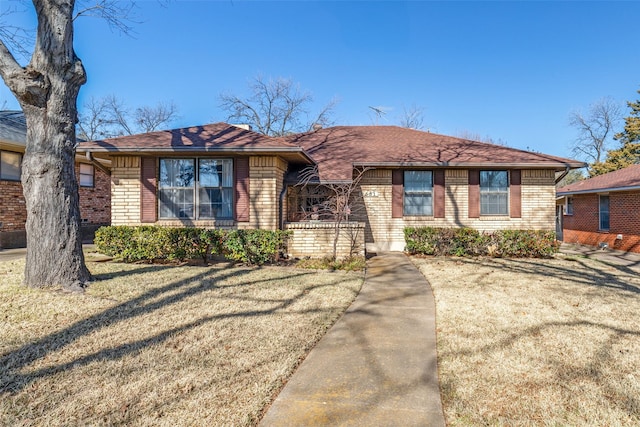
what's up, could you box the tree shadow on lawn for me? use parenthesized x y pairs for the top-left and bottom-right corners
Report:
(433, 256), (640, 421)
(0, 263), (352, 396)
(456, 256), (640, 295)
(440, 318), (640, 421)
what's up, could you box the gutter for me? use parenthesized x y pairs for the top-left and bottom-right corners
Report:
(555, 166), (570, 184)
(557, 185), (640, 196)
(86, 152), (111, 175)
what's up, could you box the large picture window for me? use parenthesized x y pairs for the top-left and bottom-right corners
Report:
(480, 170), (508, 215)
(158, 158), (233, 219)
(0, 150), (22, 181)
(404, 170), (433, 216)
(599, 195), (610, 231)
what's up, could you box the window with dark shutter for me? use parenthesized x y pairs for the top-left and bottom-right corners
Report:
(510, 170), (521, 218)
(468, 169), (480, 218)
(235, 157), (250, 222)
(392, 170), (403, 218)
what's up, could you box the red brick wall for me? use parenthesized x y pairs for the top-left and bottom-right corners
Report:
(77, 164), (111, 225)
(0, 163), (110, 233)
(563, 191), (640, 253)
(0, 180), (27, 231)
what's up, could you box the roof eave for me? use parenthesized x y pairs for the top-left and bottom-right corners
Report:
(353, 161), (586, 169)
(77, 145), (316, 164)
(557, 185), (640, 196)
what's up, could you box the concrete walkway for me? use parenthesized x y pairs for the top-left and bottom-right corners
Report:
(260, 252), (445, 427)
(561, 243), (640, 274)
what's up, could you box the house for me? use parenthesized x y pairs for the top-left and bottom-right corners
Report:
(557, 164), (640, 253)
(77, 123), (584, 258)
(0, 111), (111, 249)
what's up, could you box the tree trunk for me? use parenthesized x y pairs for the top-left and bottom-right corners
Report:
(0, 0), (91, 290)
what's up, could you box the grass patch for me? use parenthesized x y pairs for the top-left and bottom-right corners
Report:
(0, 259), (363, 426)
(412, 255), (640, 426)
(295, 256), (366, 271)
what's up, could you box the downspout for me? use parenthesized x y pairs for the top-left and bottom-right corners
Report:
(279, 182), (289, 230)
(86, 151), (111, 175)
(555, 166), (570, 185)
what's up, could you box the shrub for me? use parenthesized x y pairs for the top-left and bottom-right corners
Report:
(404, 227), (558, 258)
(223, 230), (290, 265)
(94, 226), (289, 265)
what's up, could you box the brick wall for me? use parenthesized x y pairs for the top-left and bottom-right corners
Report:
(77, 163), (110, 225)
(247, 156), (286, 230)
(563, 191), (640, 253)
(354, 168), (556, 251)
(110, 156), (142, 225)
(285, 222), (365, 259)
(1, 162), (111, 249)
(110, 155), (286, 231)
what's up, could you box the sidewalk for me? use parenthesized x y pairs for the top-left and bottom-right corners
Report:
(561, 243), (640, 274)
(260, 252), (445, 426)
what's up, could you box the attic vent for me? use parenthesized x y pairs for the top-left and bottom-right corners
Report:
(232, 124), (252, 131)
(312, 123), (323, 131)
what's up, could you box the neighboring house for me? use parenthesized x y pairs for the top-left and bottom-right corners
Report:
(557, 164), (640, 253)
(77, 123), (583, 257)
(0, 111), (111, 249)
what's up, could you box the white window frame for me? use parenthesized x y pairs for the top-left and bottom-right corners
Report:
(403, 170), (433, 216)
(0, 150), (22, 181)
(599, 194), (610, 231)
(480, 170), (509, 216)
(158, 158), (234, 220)
(565, 196), (574, 215)
(79, 163), (95, 187)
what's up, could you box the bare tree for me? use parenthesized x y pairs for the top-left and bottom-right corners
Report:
(456, 130), (509, 146)
(77, 95), (179, 140)
(297, 166), (370, 260)
(0, 1), (136, 291)
(569, 97), (622, 165)
(219, 75), (337, 136)
(398, 104), (425, 129)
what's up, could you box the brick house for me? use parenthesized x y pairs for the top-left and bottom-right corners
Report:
(557, 164), (640, 253)
(77, 123), (583, 257)
(0, 111), (111, 249)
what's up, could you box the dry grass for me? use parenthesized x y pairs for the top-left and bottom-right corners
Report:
(0, 258), (363, 426)
(412, 254), (640, 426)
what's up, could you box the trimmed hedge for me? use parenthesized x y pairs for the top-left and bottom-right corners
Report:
(94, 226), (289, 265)
(404, 227), (559, 258)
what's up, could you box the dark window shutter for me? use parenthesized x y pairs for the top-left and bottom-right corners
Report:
(510, 169), (522, 218)
(434, 169), (445, 218)
(392, 169), (403, 218)
(235, 157), (250, 222)
(468, 169), (480, 218)
(140, 157), (157, 223)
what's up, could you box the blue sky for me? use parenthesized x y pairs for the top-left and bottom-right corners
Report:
(1, 1), (639, 159)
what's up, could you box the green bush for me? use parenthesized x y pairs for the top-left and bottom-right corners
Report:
(93, 226), (289, 265)
(223, 229), (290, 265)
(404, 227), (558, 258)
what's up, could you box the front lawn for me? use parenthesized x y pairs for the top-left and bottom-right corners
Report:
(0, 259), (363, 426)
(412, 254), (640, 426)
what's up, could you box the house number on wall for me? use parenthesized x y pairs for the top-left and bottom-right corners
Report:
(364, 190), (379, 197)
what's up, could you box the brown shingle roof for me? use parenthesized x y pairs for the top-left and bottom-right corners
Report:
(78, 122), (308, 154)
(557, 164), (640, 195)
(286, 126), (584, 181)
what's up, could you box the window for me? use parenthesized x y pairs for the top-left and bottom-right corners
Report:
(599, 195), (610, 231)
(480, 170), (508, 215)
(565, 197), (574, 215)
(79, 163), (94, 187)
(0, 150), (22, 181)
(158, 158), (233, 219)
(404, 170), (433, 216)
